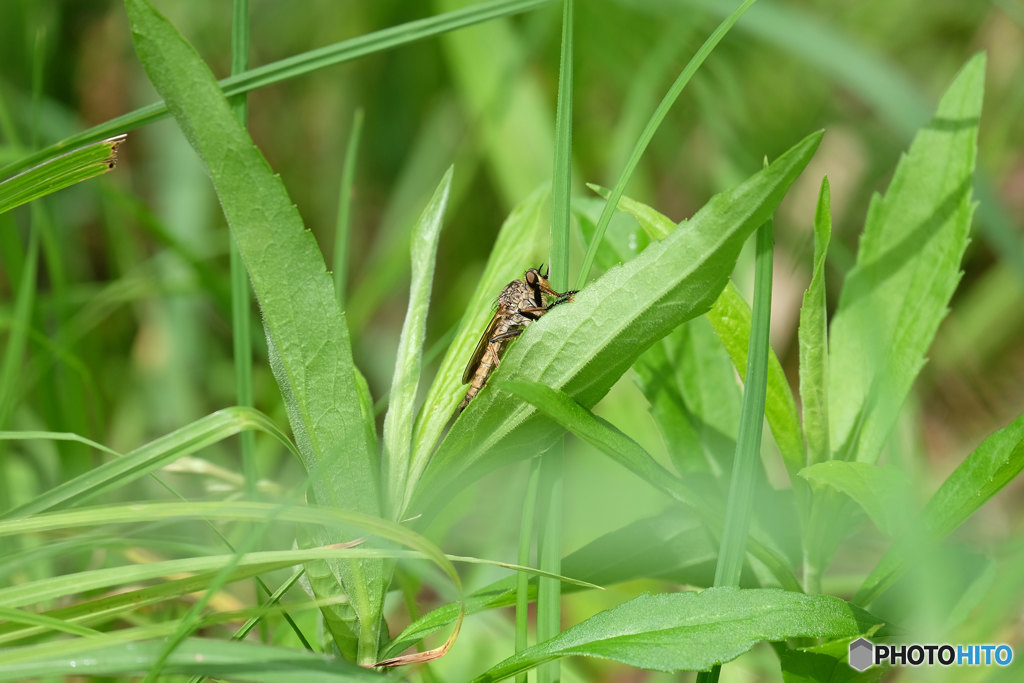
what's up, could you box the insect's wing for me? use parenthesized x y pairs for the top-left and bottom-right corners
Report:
(462, 308), (504, 384)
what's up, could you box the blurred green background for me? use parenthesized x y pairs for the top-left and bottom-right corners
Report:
(1, 0), (1022, 679)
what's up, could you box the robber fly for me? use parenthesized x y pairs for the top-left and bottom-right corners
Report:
(458, 266), (577, 412)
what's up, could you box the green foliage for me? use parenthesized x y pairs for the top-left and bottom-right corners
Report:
(125, 0), (385, 660)
(828, 54), (982, 465)
(415, 131), (822, 513)
(0, 0), (1016, 679)
(0, 638), (389, 682)
(472, 588), (878, 681)
(0, 407), (294, 518)
(382, 167), (452, 516)
(0, 135), (125, 215)
(799, 178), (833, 467)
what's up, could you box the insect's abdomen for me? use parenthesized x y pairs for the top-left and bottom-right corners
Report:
(457, 344), (500, 411)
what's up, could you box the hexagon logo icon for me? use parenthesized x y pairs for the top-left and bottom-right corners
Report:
(848, 637), (874, 671)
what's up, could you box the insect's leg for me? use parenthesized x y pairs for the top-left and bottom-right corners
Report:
(521, 290), (578, 317)
(518, 306), (547, 320)
(489, 328), (524, 343)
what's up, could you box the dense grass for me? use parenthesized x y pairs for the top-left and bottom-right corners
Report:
(0, 1), (1021, 681)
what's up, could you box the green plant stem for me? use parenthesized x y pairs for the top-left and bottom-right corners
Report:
(537, 446), (563, 683)
(550, 0), (574, 292)
(229, 0), (257, 499)
(698, 220), (774, 683)
(715, 221), (773, 585)
(515, 460), (541, 683)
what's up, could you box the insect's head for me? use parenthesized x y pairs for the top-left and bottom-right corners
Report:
(524, 265), (569, 300)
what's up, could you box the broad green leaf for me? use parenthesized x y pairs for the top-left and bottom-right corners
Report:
(0, 407), (293, 519)
(413, 131), (822, 515)
(579, 191), (739, 473)
(593, 185), (802, 476)
(125, 0), (383, 656)
(798, 461), (913, 538)
(799, 177), (832, 466)
(828, 54), (983, 464)
(0, 637), (386, 682)
(0, 135), (125, 215)
(383, 167), (452, 516)
(856, 409), (1024, 604)
(471, 588), (878, 681)
(923, 412), (1024, 537)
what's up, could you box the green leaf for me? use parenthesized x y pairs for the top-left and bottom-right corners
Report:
(0, 637), (387, 682)
(828, 53), (984, 464)
(0, 134), (125, 215)
(799, 177), (832, 466)
(922, 412), (1024, 538)
(125, 0), (383, 657)
(471, 588), (878, 681)
(856, 409), (1024, 604)
(713, 218), (775, 594)
(592, 186), (802, 476)
(414, 131), (823, 514)
(382, 167), (452, 516)
(798, 461), (913, 538)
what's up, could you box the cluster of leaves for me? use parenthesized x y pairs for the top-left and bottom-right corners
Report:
(0, 0), (1017, 680)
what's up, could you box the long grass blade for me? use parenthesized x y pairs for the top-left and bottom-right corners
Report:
(536, 3), (574, 681)
(575, 0), (757, 290)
